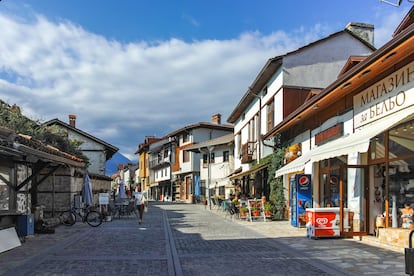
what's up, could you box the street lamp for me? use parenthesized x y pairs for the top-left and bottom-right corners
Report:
(199, 145), (215, 210)
(168, 137), (174, 202)
(207, 146), (215, 210)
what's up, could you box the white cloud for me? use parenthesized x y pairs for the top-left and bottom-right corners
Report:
(373, 7), (410, 47)
(0, 7), (408, 161)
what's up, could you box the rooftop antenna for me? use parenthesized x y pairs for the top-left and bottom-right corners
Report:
(380, 0), (403, 6)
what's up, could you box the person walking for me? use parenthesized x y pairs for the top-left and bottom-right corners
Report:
(134, 186), (146, 224)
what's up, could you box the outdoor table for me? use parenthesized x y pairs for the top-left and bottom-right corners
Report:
(114, 201), (130, 218)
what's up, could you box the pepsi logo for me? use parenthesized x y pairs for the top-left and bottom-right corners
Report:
(316, 217), (328, 225)
(298, 176), (309, 186)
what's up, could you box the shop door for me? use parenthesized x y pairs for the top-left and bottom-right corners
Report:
(343, 166), (368, 236)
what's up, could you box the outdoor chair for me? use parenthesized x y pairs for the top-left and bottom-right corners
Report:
(225, 201), (239, 220)
(217, 198), (223, 211)
(126, 200), (135, 217)
(211, 198), (218, 210)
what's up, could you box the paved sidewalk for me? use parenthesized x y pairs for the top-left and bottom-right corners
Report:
(201, 204), (407, 275)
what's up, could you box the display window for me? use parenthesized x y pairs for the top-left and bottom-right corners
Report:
(369, 119), (414, 229)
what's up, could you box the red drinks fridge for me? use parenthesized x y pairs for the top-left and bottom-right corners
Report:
(290, 174), (312, 227)
(306, 208), (351, 238)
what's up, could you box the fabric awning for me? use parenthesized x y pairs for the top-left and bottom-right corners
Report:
(275, 150), (312, 177)
(230, 162), (269, 180)
(310, 108), (414, 163)
(275, 106), (414, 177)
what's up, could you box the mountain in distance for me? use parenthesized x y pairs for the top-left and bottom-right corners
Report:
(105, 152), (132, 176)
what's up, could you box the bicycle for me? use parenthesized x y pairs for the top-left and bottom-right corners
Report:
(61, 206), (103, 227)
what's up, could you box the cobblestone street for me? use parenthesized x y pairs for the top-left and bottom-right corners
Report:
(0, 202), (406, 276)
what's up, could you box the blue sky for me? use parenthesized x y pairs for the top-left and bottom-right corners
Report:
(0, 0), (412, 161)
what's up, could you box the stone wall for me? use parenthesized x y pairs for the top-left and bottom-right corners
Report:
(90, 178), (111, 205)
(378, 228), (413, 249)
(37, 167), (84, 217)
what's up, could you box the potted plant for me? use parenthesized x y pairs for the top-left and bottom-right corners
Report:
(251, 206), (261, 217)
(263, 202), (273, 218)
(239, 206), (248, 218)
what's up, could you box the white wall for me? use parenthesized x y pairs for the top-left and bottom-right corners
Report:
(68, 130), (106, 175)
(284, 33), (373, 88)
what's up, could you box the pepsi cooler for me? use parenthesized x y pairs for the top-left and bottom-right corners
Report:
(290, 174), (312, 227)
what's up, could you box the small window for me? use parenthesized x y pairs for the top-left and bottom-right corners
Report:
(267, 100), (274, 132)
(223, 151), (229, 162)
(183, 150), (190, 162)
(210, 152), (215, 163)
(183, 133), (189, 143)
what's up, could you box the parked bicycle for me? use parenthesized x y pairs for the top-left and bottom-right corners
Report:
(61, 206), (103, 227)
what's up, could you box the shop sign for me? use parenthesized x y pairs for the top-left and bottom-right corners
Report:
(353, 61), (414, 128)
(99, 193), (109, 205)
(315, 123), (343, 145)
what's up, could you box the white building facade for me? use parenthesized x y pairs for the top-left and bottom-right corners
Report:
(228, 22), (375, 200)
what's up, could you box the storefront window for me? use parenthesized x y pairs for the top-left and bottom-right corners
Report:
(388, 157), (414, 228)
(386, 120), (414, 228)
(370, 133), (386, 160)
(389, 121), (414, 158)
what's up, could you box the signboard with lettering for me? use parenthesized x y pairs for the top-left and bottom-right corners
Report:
(353, 61), (414, 128)
(99, 193), (109, 205)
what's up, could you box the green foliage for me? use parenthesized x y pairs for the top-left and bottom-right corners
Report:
(267, 133), (287, 219)
(0, 102), (89, 165)
(263, 201), (273, 212)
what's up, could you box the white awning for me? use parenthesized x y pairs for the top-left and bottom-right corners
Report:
(310, 108), (414, 163)
(275, 150), (312, 178)
(275, 106), (414, 177)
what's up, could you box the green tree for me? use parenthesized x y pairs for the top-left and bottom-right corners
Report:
(267, 133), (287, 219)
(0, 101), (89, 165)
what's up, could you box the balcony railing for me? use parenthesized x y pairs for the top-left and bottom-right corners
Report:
(149, 156), (170, 169)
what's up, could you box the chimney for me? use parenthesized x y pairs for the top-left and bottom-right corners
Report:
(212, 113), (221, 124)
(69, 114), (76, 128)
(346, 22), (375, 47)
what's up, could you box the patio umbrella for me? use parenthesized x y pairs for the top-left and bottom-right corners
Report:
(119, 180), (127, 199)
(82, 174), (93, 206)
(194, 174), (200, 197)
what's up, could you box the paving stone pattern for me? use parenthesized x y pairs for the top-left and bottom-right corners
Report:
(0, 202), (408, 276)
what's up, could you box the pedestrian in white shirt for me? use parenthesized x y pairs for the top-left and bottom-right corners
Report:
(134, 186), (146, 224)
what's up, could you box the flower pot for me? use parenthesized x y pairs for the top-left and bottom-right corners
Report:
(240, 212), (247, 218)
(252, 210), (261, 217)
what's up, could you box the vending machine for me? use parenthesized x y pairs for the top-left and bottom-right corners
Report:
(290, 174), (312, 227)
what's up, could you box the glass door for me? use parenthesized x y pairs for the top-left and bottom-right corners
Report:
(344, 166), (368, 236)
